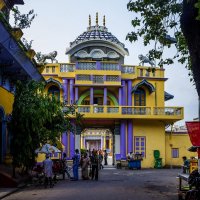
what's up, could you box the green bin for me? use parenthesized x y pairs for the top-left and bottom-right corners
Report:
(154, 158), (162, 168)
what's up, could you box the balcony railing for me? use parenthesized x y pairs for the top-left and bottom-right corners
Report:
(75, 105), (183, 118)
(60, 64), (75, 72)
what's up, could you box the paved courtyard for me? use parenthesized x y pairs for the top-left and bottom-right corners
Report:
(3, 168), (180, 200)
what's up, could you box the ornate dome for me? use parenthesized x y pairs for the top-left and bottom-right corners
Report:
(66, 14), (129, 58)
(69, 25), (126, 50)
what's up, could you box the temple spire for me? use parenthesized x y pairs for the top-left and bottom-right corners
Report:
(89, 15), (91, 27)
(103, 15), (105, 27)
(96, 12), (98, 26)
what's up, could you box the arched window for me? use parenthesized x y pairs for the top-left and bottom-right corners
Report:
(134, 88), (146, 106)
(48, 85), (60, 100)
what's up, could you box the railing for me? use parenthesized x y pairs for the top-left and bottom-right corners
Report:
(101, 63), (119, 71)
(121, 65), (135, 74)
(154, 107), (182, 115)
(122, 107), (151, 115)
(60, 64), (75, 72)
(76, 105), (183, 117)
(77, 62), (96, 70)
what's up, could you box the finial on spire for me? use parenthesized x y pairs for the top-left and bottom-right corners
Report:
(96, 12), (98, 26)
(89, 15), (91, 27)
(103, 15), (105, 27)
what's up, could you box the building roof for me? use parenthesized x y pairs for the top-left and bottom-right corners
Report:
(66, 14), (129, 57)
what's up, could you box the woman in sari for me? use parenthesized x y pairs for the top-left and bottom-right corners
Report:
(81, 153), (90, 180)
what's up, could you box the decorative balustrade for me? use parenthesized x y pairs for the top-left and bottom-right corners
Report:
(101, 63), (119, 71)
(76, 75), (91, 81)
(121, 65), (135, 74)
(121, 107), (151, 115)
(93, 75), (104, 83)
(154, 107), (182, 115)
(76, 105), (183, 117)
(60, 64), (75, 72)
(77, 62), (96, 70)
(106, 75), (120, 82)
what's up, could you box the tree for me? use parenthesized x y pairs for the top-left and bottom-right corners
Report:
(9, 80), (82, 176)
(126, 0), (200, 102)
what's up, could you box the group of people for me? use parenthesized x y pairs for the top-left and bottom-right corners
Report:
(71, 148), (108, 181)
(42, 148), (108, 187)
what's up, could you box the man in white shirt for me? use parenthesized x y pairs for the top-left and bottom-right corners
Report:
(43, 153), (53, 188)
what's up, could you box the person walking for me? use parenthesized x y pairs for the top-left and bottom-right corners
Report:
(91, 150), (99, 180)
(62, 153), (71, 180)
(81, 153), (90, 180)
(43, 153), (53, 188)
(72, 149), (80, 181)
(104, 150), (108, 165)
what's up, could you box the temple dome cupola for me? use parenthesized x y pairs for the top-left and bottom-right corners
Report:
(66, 13), (129, 64)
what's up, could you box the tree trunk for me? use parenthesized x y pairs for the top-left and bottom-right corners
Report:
(181, 0), (200, 100)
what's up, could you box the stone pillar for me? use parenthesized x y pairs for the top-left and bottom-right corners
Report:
(70, 79), (74, 104)
(120, 120), (126, 159)
(127, 120), (133, 153)
(103, 87), (107, 105)
(63, 79), (68, 103)
(90, 87), (94, 105)
(127, 80), (132, 106)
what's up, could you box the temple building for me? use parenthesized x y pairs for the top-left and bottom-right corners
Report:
(42, 13), (184, 167)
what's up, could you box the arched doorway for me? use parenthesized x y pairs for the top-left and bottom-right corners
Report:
(48, 85), (60, 100)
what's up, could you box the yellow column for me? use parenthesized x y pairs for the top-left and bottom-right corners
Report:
(104, 135), (106, 150)
(80, 135), (83, 149)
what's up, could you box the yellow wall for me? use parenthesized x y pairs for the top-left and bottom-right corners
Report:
(165, 133), (196, 166)
(133, 120), (165, 168)
(0, 87), (14, 114)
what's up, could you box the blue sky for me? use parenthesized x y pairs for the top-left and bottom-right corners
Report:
(15, 0), (198, 125)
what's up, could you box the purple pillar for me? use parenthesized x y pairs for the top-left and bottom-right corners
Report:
(122, 80), (126, 106)
(70, 131), (75, 159)
(61, 132), (68, 154)
(70, 79), (74, 104)
(90, 87), (94, 105)
(96, 61), (101, 70)
(75, 87), (78, 102)
(127, 120), (133, 153)
(120, 120), (126, 159)
(127, 80), (132, 106)
(103, 87), (107, 105)
(119, 87), (122, 106)
(63, 79), (68, 103)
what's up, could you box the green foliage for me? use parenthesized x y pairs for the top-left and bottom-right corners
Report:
(9, 80), (82, 171)
(12, 6), (36, 29)
(126, 0), (191, 70)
